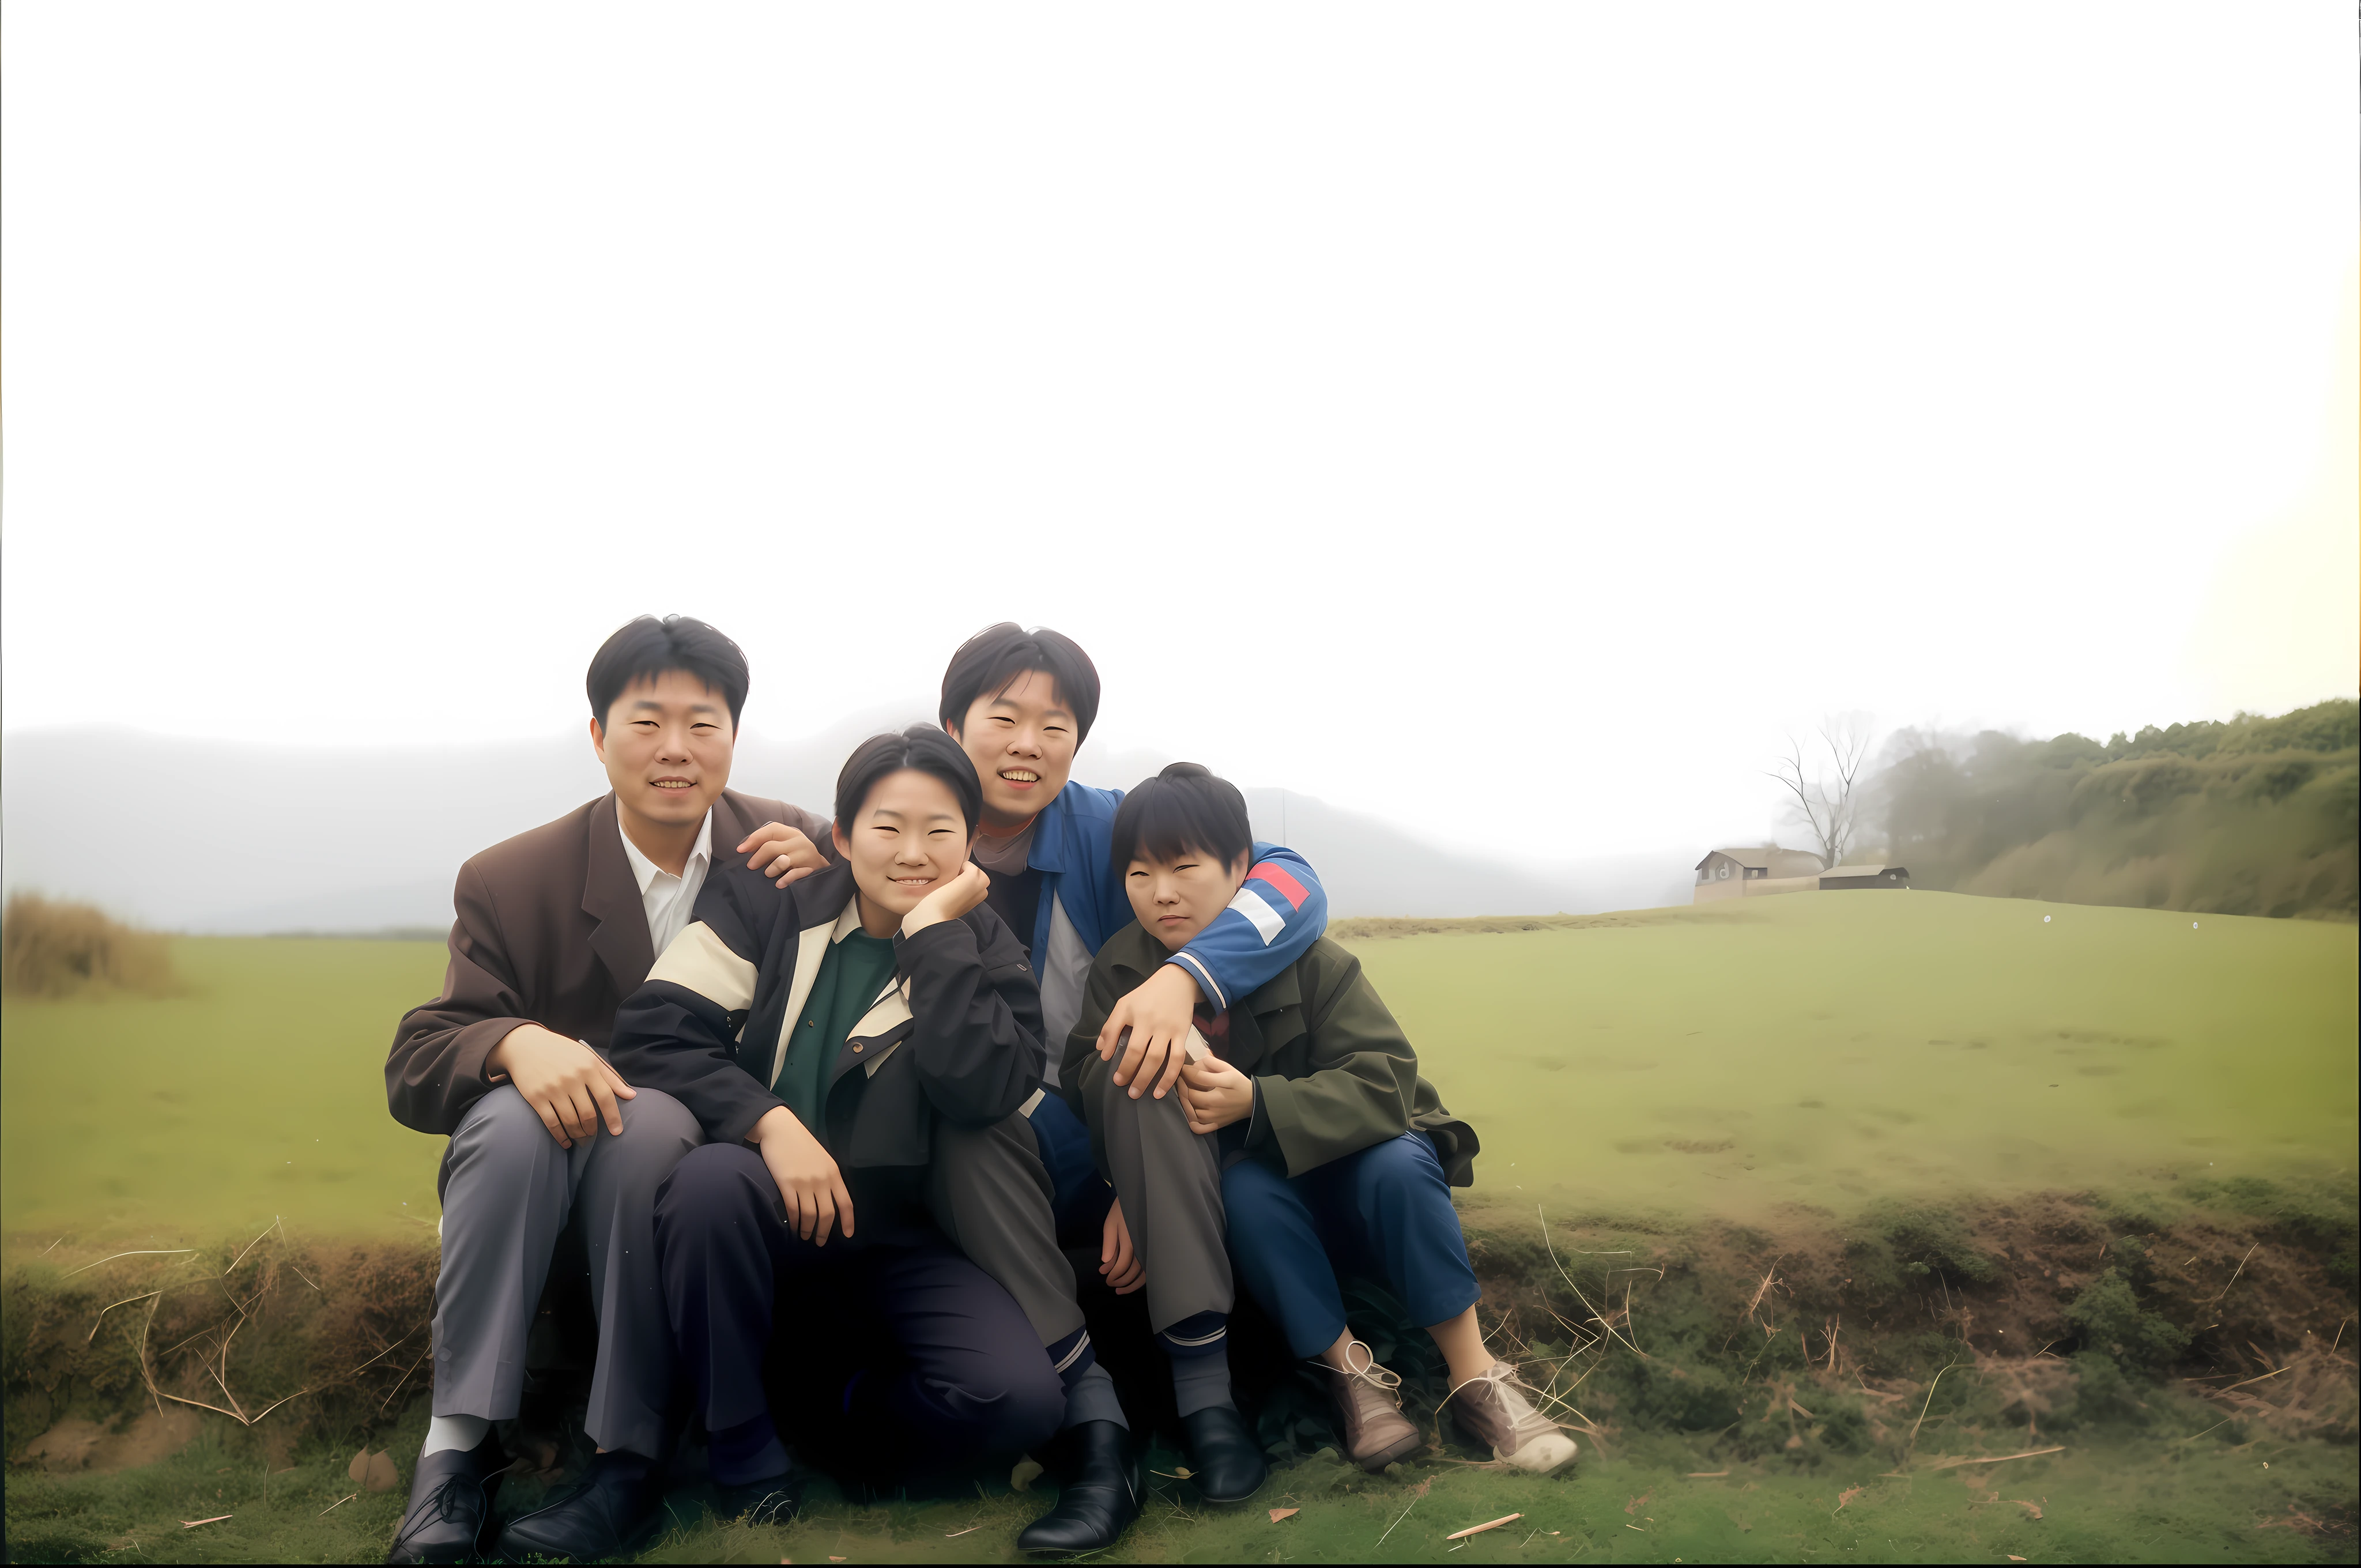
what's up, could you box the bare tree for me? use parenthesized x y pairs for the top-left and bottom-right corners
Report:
(1768, 717), (1876, 870)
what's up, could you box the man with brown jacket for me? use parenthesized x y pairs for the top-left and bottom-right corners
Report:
(382, 615), (830, 1566)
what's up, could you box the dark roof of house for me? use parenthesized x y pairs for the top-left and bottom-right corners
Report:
(1696, 847), (1824, 876)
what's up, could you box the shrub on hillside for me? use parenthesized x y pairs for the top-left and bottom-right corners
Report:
(2064, 1268), (2191, 1371)
(1877, 697), (2359, 918)
(1, 894), (178, 998)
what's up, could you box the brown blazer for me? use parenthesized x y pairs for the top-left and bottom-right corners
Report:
(386, 789), (829, 1135)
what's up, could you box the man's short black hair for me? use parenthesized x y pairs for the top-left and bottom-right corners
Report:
(938, 623), (1102, 744)
(587, 615), (750, 730)
(1110, 763), (1253, 875)
(836, 725), (984, 838)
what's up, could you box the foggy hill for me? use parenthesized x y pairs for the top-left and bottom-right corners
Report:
(0, 725), (1692, 932)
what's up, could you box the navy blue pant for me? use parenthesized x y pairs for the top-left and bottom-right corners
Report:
(654, 1144), (1063, 1480)
(1222, 1132), (1481, 1360)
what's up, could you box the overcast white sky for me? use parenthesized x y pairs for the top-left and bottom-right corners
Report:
(4, 3), (2354, 863)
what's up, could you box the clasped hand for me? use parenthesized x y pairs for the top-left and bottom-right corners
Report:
(1177, 1054), (1254, 1135)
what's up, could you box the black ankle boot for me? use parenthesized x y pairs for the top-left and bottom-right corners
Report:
(386, 1433), (504, 1565)
(1016, 1421), (1141, 1554)
(1178, 1406), (1266, 1504)
(493, 1449), (665, 1563)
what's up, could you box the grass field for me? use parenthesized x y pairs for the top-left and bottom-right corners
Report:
(3, 891), (2351, 1246)
(5, 892), (2355, 1563)
(1345, 892), (2358, 1230)
(1, 937), (448, 1246)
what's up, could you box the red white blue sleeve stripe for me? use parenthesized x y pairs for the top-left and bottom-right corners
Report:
(1165, 846), (1327, 1010)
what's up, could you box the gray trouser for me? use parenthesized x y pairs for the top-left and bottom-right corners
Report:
(1070, 1066), (1232, 1335)
(431, 1084), (701, 1458)
(925, 1110), (1085, 1347)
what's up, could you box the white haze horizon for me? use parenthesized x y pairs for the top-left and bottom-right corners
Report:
(4, 3), (2355, 916)
(0, 714), (1705, 932)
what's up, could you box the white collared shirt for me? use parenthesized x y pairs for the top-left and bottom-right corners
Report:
(619, 809), (715, 959)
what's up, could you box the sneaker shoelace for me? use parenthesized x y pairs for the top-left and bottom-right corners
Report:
(1330, 1340), (1404, 1400)
(1449, 1362), (1562, 1445)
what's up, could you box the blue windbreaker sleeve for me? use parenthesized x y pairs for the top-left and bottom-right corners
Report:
(1162, 842), (1329, 1012)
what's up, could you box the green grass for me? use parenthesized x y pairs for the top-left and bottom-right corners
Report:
(1, 938), (449, 1246)
(7, 1411), (2354, 1565)
(4, 895), (2356, 1563)
(1338, 892), (2358, 1229)
(2, 894), (2354, 1246)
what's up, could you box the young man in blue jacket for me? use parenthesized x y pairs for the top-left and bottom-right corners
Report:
(742, 624), (1332, 1510)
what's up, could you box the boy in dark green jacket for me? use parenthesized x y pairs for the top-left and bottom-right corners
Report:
(1064, 764), (1578, 1479)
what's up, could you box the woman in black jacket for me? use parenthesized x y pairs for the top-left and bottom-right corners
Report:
(608, 728), (1062, 1516)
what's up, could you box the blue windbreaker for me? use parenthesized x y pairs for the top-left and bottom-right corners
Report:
(1025, 779), (1327, 1017)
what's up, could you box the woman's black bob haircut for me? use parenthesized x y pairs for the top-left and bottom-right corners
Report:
(1110, 763), (1254, 874)
(587, 615), (750, 729)
(835, 725), (985, 839)
(939, 623), (1102, 745)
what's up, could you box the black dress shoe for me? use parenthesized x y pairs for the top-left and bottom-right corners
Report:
(493, 1450), (665, 1563)
(386, 1434), (504, 1565)
(1178, 1406), (1266, 1504)
(1016, 1421), (1142, 1554)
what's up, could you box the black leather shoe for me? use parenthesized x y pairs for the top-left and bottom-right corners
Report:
(1178, 1406), (1266, 1504)
(1016, 1421), (1142, 1554)
(711, 1457), (813, 1528)
(493, 1450), (665, 1563)
(386, 1434), (504, 1565)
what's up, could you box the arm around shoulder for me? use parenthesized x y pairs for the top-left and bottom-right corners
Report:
(1166, 843), (1329, 1011)
(607, 870), (783, 1144)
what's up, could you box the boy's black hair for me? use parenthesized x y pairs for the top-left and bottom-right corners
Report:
(835, 725), (984, 839)
(938, 623), (1102, 744)
(1109, 763), (1254, 874)
(587, 615), (750, 730)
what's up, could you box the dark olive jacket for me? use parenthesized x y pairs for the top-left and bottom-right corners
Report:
(386, 789), (823, 1136)
(1063, 924), (1479, 1186)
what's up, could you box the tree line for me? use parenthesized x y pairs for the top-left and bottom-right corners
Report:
(1869, 698), (2358, 919)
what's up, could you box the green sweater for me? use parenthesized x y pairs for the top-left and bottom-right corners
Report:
(771, 929), (900, 1140)
(1063, 924), (1480, 1185)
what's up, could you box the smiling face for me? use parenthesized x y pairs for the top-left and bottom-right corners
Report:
(1125, 847), (1251, 953)
(591, 669), (735, 831)
(949, 669), (1078, 833)
(831, 767), (974, 921)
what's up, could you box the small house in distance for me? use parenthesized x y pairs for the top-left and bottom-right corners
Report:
(1820, 864), (1910, 890)
(1693, 847), (1826, 903)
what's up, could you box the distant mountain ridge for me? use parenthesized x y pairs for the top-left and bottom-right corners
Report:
(0, 725), (1692, 932)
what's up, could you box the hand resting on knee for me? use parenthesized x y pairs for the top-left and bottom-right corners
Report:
(487, 1023), (638, 1148)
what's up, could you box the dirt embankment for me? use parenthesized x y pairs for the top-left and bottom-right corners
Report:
(7, 1179), (2353, 1479)
(1448, 1177), (2356, 1469)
